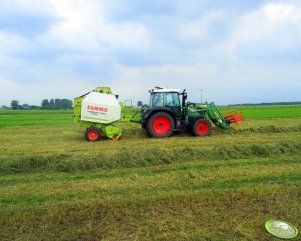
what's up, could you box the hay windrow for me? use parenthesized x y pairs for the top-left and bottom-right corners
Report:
(1, 141), (300, 174)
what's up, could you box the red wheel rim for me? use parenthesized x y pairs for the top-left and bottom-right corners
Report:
(196, 121), (209, 135)
(152, 117), (171, 135)
(87, 129), (99, 141)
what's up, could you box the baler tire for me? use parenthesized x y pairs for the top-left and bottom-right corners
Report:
(192, 119), (212, 136)
(146, 112), (174, 138)
(85, 127), (102, 142)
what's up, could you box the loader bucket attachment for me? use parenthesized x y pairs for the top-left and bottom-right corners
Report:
(224, 111), (244, 125)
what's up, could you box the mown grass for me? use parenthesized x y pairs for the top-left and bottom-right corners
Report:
(0, 105), (300, 240)
(0, 141), (300, 175)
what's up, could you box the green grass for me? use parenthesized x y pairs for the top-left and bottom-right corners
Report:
(0, 105), (300, 240)
(0, 110), (73, 127)
(219, 105), (301, 119)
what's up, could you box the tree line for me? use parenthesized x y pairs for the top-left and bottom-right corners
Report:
(5, 99), (145, 110)
(7, 99), (73, 110)
(228, 101), (301, 106)
(41, 99), (73, 110)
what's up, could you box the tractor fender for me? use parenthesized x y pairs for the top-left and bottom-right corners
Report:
(142, 107), (176, 128)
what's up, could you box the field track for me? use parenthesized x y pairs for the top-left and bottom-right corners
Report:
(0, 106), (300, 240)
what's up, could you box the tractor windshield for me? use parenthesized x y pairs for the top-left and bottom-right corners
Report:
(150, 92), (180, 107)
(150, 93), (164, 107)
(164, 92), (180, 107)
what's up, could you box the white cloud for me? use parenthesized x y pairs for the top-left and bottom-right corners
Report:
(0, 78), (18, 89)
(43, 0), (150, 52)
(0, 0), (300, 106)
(0, 0), (56, 17)
(226, 2), (301, 51)
(264, 3), (301, 22)
(0, 31), (31, 54)
(179, 10), (225, 40)
(108, 63), (220, 104)
(0, 72), (97, 106)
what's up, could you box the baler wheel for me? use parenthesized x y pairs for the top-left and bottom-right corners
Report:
(146, 112), (174, 138)
(85, 127), (102, 142)
(193, 119), (212, 136)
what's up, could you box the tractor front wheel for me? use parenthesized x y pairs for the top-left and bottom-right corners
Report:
(85, 127), (102, 142)
(192, 119), (212, 136)
(146, 112), (174, 138)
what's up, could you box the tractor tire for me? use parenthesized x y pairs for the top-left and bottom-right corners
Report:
(192, 119), (212, 136)
(146, 112), (175, 138)
(85, 127), (102, 142)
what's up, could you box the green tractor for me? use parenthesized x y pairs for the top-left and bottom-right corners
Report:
(140, 87), (243, 138)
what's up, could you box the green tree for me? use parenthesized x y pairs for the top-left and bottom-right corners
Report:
(22, 104), (29, 110)
(61, 99), (73, 109)
(137, 101), (143, 107)
(49, 99), (55, 109)
(10, 100), (19, 110)
(30, 105), (40, 110)
(55, 99), (62, 109)
(41, 99), (49, 109)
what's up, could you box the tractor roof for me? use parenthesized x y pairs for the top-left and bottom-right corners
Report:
(151, 88), (182, 93)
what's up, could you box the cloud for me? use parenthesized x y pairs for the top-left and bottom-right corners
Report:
(0, 31), (30, 54)
(226, 2), (301, 52)
(179, 10), (225, 40)
(109, 63), (220, 104)
(0, 0), (58, 38)
(0, 0), (56, 17)
(0, 0), (300, 106)
(0, 78), (18, 89)
(43, 0), (150, 52)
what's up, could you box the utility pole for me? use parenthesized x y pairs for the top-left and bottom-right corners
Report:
(16, 99), (19, 110)
(198, 89), (203, 103)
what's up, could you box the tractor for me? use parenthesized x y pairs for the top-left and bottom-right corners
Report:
(74, 86), (243, 141)
(140, 87), (243, 138)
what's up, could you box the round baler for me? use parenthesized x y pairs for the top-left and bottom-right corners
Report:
(74, 87), (122, 141)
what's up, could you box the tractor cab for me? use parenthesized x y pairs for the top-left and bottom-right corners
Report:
(146, 88), (187, 120)
(149, 88), (182, 108)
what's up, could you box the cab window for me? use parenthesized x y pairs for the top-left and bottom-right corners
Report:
(164, 93), (180, 106)
(150, 93), (164, 107)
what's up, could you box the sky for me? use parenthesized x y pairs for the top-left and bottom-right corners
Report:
(0, 0), (301, 106)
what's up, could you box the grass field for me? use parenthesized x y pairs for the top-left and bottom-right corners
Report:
(0, 106), (300, 240)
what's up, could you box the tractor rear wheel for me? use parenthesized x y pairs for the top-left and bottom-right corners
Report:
(85, 127), (102, 142)
(192, 119), (212, 136)
(146, 112), (174, 138)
